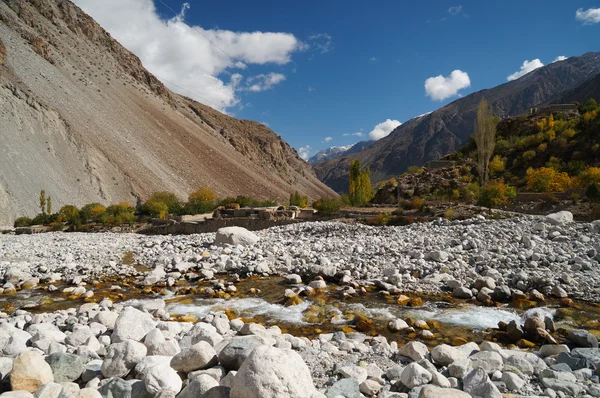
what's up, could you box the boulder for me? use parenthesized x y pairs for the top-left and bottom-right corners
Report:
(170, 341), (217, 373)
(399, 341), (429, 361)
(546, 211), (573, 225)
(45, 353), (86, 382)
(469, 351), (503, 374)
(177, 375), (219, 398)
(567, 329), (598, 348)
(215, 227), (259, 246)
(111, 307), (156, 343)
(230, 346), (317, 398)
(463, 368), (501, 398)
(97, 378), (132, 398)
(10, 351), (54, 392)
(400, 362), (432, 389)
(142, 364), (182, 395)
(418, 385), (471, 398)
(324, 379), (362, 398)
(218, 336), (271, 370)
(431, 344), (467, 366)
(101, 340), (148, 378)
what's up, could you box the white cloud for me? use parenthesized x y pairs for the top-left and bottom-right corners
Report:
(343, 132), (364, 137)
(308, 86), (316, 92)
(298, 145), (311, 160)
(576, 8), (600, 24)
(553, 55), (567, 63)
(507, 59), (544, 81)
(424, 70), (471, 101)
(244, 73), (286, 92)
(448, 6), (462, 15)
(73, 0), (305, 111)
(369, 119), (402, 141)
(323, 136), (333, 143)
(370, 57), (377, 61)
(307, 33), (333, 54)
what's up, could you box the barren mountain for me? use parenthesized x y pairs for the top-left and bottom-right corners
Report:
(0, 0), (336, 224)
(315, 52), (600, 192)
(556, 72), (600, 104)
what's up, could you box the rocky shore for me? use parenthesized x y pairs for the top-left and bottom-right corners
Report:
(1, 211), (600, 397)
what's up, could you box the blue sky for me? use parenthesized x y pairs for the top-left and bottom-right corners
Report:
(75, 0), (600, 160)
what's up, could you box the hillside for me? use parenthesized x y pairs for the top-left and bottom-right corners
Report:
(314, 52), (600, 192)
(0, 0), (335, 224)
(557, 72), (600, 104)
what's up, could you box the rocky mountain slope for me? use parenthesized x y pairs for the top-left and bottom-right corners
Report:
(315, 52), (600, 192)
(0, 0), (336, 224)
(557, 71), (600, 104)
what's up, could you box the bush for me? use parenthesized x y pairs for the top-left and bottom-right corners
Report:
(525, 167), (571, 192)
(313, 198), (342, 215)
(105, 202), (136, 226)
(13, 217), (32, 228)
(146, 200), (169, 219)
(411, 197), (425, 211)
(489, 155), (505, 175)
(143, 191), (182, 215)
(289, 191), (308, 208)
(187, 186), (217, 214)
(522, 150), (536, 162)
(477, 179), (516, 208)
(443, 208), (455, 220)
(58, 205), (81, 226)
(577, 167), (600, 189)
(79, 203), (105, 223)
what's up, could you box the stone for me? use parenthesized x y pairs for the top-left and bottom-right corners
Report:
(215, 227), (259, 246)
(285, 274), (302, 284)
(1, 392), (34, 398)
(218, 336), (271, 370)
(143, 329), (180, 357)
(170, 341), (217, 373)
(448, 359), (471, 379)
(45, 353), (86, 383)
(230, 346), (317, 398)
(325, 379), (362, 398)
(501, 371), (525, 391)
(97, 378), (132, 398)
(338, 366), (368, 383)
(389, 319), (409, 331)
(399, 341), (429, 361)
(10, 351), (54, 392)
(77, 389), (102, 398)
(567, 329), (598, 348)
(203, 387), (231, 398)
(359, 379), (381, 396)
(429, 251), (449, 262)
(34, 382), (63, 398)
(112, 307), (156, 343)
(452, 287), (472, 299)
(177, 375), (219, 398)
(546, 211), (573, 225)
(400, 363), (432, 389)
(101, 340), (148, 378)
(418, 385), (471, 398)
(431, 344), (467, 366)
(463, 368), (501, 398)
(469, 351), (503, 374)
(142, 365), (182, 395)
(94, 312), (119, 329)
(539, 344), (570, 357)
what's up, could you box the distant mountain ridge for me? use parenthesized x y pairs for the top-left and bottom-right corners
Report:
(308, 141), (375, 165)
(314, 51), (600, 192)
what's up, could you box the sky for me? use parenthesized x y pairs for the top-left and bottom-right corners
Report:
(73, 0), (600, 160)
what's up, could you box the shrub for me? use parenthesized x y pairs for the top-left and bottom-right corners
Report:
(577, 167), (600, 189)
(406, 166), (424, 175)
(105, 202), (136, 226)
(146, 200), (169, 219)
(489, 155), (505, 175)
(411, 197), (425, 211)
(313, 198), (342, 215)
(522, 150), (536, 162)
(58, 205), (81, 226)
(13, 217), (32, 228)
(565, 161), (588, 177)
(495, 140), (510, 153)
(289, 191), (309, 208)
(49, 221), (63, 232)
(587, 183), (600, 203)
(79, 203), (105, 223)
(145, 191), (182, 215)
(537, 143), (547, 152)
(443, 208), (455, 220)
(525, 167), (571, 192)
(477, 179), (516, 208)
(187, 186), (217, 214)
(460, 175), (473, 183)
(545, 156), (563, 171)
(372, 213), (391, 226)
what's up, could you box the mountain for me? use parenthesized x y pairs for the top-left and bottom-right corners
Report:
(314, 52), (600, 192)
(0, 0), (336, 224)
(308, 141), (374, 165)
(556, 72), (600, 104)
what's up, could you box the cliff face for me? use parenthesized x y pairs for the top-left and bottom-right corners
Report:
(0, 0), (335, 224)
(315, 52), (600, 192)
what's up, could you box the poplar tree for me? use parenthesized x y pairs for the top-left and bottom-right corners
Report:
(474, 98), (498, 186)
(349, 160), (373, 206)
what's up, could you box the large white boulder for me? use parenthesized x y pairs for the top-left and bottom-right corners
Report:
(170, 341), (217, 373)
(546, 211), (573, 225)
(111, 307), (156, 343)
(10, 351), (54, 392)
(431, 344), (467, 366)
(215, 227), (259, 247)
(230, 345), (318, 398)
(101, 340), (148, 378)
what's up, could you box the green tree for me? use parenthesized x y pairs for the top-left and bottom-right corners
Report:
(348, 160), (373, 206)
(46, 196), (52, 216)
(289, 191), (308, 207)
(186, 186), (217, 214)
(477, 179), (516, 209)
(313, 198), (342, 215)
(39, 190), (46, 215)
(58, 205), (81, 226)
(474, 98), (498, 186)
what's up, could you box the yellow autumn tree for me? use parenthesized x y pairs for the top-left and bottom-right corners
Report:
(525, 167), (571, 192)
(577, 167), (600, 189)
(488, 155), (505, 175)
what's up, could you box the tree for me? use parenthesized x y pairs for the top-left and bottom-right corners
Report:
(477, 179), (516, 209)
(187, 186), (217, 214)
(39, 190), (46, 215)
(348, 160), (373, 206)
(474, 98), (498, 186)
(525, 167), (571, 192)
(577, 167), (600, 189)
(58, 205), (81, 226)
(46, 196), (52, 216)
(142, 191), (182, 216)
(488, 155), (505, 175)
(289, 191), (308, 207)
